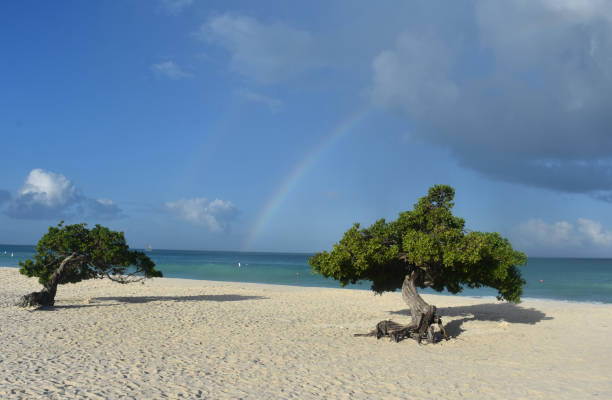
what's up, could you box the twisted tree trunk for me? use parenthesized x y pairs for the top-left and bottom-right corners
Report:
(399, 272), (445, 343)
(357, 272), (448, 343)
(18, 253), (79, 308)
(402, 272), (431, 327)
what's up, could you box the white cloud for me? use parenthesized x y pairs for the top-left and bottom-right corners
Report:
(516, 219), (578, 247)
(531, 0), (612, 23)
(238, 89), (282, 112)
(158, 0), (193, 16)
(201, 14), (323, 84)
(95, 198), (114, 206)
(20, 168), (77, 208)
(576, 218), (612, 246)
(5, 169), (123, 220)
(516, 218), (612, 250)
(151, 61), (193, 80)
(166, 198), (238, 232)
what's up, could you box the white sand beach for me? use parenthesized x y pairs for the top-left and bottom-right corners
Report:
(1, 266), (611, 399)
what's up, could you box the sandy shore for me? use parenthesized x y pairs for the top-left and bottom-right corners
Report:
(1, 266), (611, 399)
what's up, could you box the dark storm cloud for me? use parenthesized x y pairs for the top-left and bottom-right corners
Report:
(370, 0), (612, 199)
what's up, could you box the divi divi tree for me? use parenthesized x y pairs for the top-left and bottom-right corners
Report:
(309, 185), (527, 343)
(18, 222), (162, 308)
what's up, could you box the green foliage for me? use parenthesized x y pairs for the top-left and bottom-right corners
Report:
(309, 185), (527, 302)
(19, 222), (162, 287)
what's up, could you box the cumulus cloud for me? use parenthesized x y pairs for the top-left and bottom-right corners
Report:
(151, 61), (193, 80)
(367, 0), (612, 199)
(575, 218), (612, 246)
(5, 169), (123, 220)
(201, 14), (324, 84)
(515, 218), (612, 252)
(158, 0), (193, 16)
(515, 219), (578, 247)
(166, 198), (238, 232)
(237, 89), (282, 112)
(7, 169), (78, 219)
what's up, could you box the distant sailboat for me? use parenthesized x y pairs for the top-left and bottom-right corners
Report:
(146, 244), (153, 252)
(10, 252), (14, 257)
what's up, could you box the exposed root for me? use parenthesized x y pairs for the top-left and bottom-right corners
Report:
(355, 311), (449, 344)
(16, 290), (55, 308)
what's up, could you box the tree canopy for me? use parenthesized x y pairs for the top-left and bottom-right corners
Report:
(18, 222), (162, 307)
(309, 185), (527, 302)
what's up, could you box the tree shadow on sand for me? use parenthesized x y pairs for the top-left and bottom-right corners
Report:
(36, 294), (268, 310)
(388, 302), (553, 338)
(94, 294), (268, 304)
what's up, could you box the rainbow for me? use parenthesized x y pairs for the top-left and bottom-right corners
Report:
(242, 108), (369, 250)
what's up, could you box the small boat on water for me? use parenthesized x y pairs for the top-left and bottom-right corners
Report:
(146, 244), (153, 252)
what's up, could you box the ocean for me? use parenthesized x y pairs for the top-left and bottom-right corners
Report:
(2, 244), (611, 304)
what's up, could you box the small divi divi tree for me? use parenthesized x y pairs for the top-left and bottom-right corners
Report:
(18, 222), (162, 308)
(309, 185), (527, 343)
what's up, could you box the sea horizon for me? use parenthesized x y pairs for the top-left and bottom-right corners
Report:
(3, 242), (612, 260)
(3, 244), (611, 304)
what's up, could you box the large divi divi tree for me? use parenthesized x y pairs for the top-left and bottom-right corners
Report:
(18, 222), (162, 308)
(309, 185), (527, 343)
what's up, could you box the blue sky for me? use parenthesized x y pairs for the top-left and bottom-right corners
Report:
(2, 0), (612, 257)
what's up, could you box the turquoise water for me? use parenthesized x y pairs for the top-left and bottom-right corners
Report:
(2, 244), (611, 303)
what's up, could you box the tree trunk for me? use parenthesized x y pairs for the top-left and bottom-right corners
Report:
(18, 253), (79, 308)
(356, 272), (448, 343)
(400, 272), (446, 342)
(401, 273), (432, 327)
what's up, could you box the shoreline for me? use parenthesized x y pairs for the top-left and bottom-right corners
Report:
(2, 264), (609, 306)
(2, 266), (612, 398)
